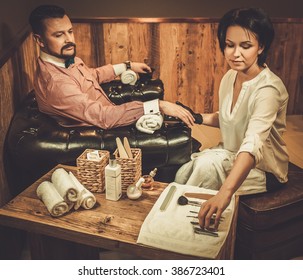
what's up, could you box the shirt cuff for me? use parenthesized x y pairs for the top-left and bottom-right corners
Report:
(143, 99), (160, 115)
(113, 63), (127, 76)
(236, 134), (263, 165)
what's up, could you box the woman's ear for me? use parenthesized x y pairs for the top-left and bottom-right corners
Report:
(33, 34), (45, 48)
(258, 45), (265, 55)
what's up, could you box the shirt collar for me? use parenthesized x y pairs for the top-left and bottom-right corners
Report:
(40, 50), (66, 68)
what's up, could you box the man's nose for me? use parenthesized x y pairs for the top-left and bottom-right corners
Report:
(65, 33), (74, 43)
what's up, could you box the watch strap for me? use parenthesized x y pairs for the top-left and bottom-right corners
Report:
(124, 61), (131, 70)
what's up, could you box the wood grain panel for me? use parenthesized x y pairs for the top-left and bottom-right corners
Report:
(73, 23), (95, 67)
(159, 23), (228, 113)
(103, 23), (130, 64)
(18, 34), (39, 97)
(102, 23), (153, 65)
(268, 23), (303, 114)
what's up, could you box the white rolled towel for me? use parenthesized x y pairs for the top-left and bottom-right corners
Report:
(68, 171), (97, 210)
(36, 181), (69, 217)
(51, 168), (79, 203)
(121, 69), (138, 85)
(136, 113), (163, 134)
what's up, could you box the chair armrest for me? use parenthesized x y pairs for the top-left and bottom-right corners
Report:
(101, 76), (164, 105)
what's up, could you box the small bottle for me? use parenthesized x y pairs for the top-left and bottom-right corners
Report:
(142, 168), (157, 190)
(127, 177), (145, 200)
(105, 154), (122, 201)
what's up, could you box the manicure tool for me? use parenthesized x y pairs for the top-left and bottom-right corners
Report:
(123, 137), (133, 159)
(160, 185), (176, 211)
(116, 137), (129, 158)
(184, 192), (214, 200)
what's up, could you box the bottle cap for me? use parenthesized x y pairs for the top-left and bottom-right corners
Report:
(149, 168), (157, 177)
(109, 154), (116, 167)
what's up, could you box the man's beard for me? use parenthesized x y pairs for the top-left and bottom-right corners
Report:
(46, 42), (77, 59)
(60, 42), (77, 59)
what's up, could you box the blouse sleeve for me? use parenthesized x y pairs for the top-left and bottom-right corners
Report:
(237, 86), (282, 165)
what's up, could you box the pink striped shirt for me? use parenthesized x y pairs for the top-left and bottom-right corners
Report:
(34, 56), (144, 129)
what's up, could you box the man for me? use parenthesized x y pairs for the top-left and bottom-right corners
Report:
(29, 5), (195, 129)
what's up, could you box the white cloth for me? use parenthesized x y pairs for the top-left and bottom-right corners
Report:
(36, 181), (69, 217)
(68, 171), (97, 210)
(36, 168), (97, 216)
(51, 168), (79, 203)
(175, 146), (267, 195)
(137, 183), (236, 259)
(121, 69), (138, 85)
(136, 113), (163, 134)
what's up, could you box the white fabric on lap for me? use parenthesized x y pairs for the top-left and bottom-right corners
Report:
(175, 146), (266, 195)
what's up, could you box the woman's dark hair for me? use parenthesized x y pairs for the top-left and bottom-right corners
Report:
(29, 5), (66, 35)
(217, 7), (275, 66)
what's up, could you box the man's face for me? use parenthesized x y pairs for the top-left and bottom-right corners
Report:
(36, 15), (76, 59)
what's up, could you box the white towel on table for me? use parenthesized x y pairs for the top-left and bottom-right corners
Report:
(36, 181), (69, 217)
(51, 168), (79, 203)
(136, 113), (163, 134)
(137, 183), (235, 259)
(68, 171), (97, 210)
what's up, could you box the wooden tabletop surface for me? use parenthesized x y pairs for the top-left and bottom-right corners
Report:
(0, 164), (238, 259)
(1, 164), (219, 259)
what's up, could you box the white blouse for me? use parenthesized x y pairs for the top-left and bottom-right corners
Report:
(219, 67), (289, 183)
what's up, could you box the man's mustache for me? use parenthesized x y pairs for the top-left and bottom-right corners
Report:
(61, 42), (76, 52)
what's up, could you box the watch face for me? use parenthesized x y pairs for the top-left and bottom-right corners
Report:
(125, 61), (131, 70)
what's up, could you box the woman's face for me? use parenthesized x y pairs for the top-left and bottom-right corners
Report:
(224, 25), (264, 73)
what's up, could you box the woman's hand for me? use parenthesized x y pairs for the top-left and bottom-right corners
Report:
(159, 100), (195, 127)
(198, 152), (255, 230)
(130, 62), (151, 73)
(198, 190), (233, 230)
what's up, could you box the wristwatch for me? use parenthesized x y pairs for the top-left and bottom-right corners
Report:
(124, 60), (132, 70)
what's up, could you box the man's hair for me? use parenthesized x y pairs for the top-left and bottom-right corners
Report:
(217, 7), (275, 66)
(29, 5), (66, 35)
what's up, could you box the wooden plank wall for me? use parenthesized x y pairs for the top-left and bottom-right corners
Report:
(0, 18), (302, 206)
(0, 33), (38, 206)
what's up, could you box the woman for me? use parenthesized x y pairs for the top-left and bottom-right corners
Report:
(175, 7), (289, 230)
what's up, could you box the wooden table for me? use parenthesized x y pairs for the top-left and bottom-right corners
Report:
(0, 164), (238, 260)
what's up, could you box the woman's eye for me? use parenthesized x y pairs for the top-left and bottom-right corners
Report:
(226, 44), (234, 48)
(241, 44), (252, 49)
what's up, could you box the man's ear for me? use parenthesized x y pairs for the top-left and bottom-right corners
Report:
(33, 34), (45, 48)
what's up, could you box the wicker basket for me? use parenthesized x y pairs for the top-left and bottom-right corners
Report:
(76, 149), (110, 193)
(113, 148), (142, 189)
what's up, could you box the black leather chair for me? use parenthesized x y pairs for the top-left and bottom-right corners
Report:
(5, 76), (201, 196)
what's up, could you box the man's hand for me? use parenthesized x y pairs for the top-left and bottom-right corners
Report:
(130, 62), (151, 73)
(198, 190), (233, 230)
(159, 100), (195, 127)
